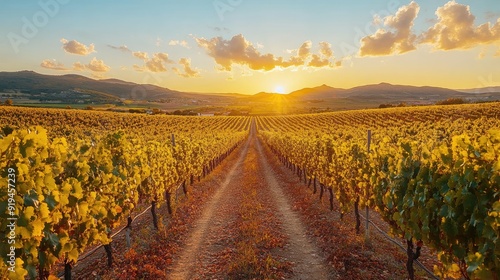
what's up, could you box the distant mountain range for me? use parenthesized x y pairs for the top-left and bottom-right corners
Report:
(0, 70), (236, 99)
(287, 83), (490, 102)
(1, 71), (499, 111)
(458, 86), (500, 94)
(0, 71), (241, 108)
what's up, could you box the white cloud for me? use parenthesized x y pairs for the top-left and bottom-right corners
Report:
(359, 1), (420, 56)
(133, 51), (149, 60)
(195, 34), (284, 71)
(169, 40), (190, 48)
(319, 41), (333, 58)
(308, 54), (332, 68)
(173, 58), (200, 78)
(73, 62), (86, 71)
(108, 45), (131, 52)
(297, 41), (312, 58)
(194, 34), (340, 71)
(133, 52), (173, 72)
(61, 38), (95, 55)
(73, 58), (110, 72)
(86, 58), (111, 72)
(420, 1), (500, 50)
(40, 59), (68, 70)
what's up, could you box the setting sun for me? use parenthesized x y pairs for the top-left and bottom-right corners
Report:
(275, 85), (286, 94)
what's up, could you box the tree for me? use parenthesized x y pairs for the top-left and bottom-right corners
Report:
(4, 99), (13, 106)
(436, 98), (466, 105)
(379, 103), (394, 109)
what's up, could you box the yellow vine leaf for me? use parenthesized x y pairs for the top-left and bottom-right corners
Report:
(68, 248), (79, 263)
(31, 219), (44, 237)
(39, 203), (49, 219)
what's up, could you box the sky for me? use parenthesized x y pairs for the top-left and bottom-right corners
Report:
(0, 0), (499, 94)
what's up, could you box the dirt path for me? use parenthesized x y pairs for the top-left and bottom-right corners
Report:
(167, 127), (251, 280)
(168, 121), (331, 279)
(255, 137), (330, 280)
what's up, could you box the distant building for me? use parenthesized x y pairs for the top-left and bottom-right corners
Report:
(198, 113), (215, 117)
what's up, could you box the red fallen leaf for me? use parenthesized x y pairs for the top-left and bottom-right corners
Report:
(417, 240), (424, 248)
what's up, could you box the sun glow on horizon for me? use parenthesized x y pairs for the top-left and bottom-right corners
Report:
(274, 85), (286, 94)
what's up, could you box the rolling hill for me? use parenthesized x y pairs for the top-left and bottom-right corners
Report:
(287, 82), (500, 105)
(0, 71), (242, 109)
(0, 71), (186, 100)
(1, 71), (499, 112)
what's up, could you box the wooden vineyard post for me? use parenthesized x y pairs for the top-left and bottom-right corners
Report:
(64, 259), (71, 280)
(151, 200), (158, 229)
(125, 216), (132, 248)
(328, 187), (334, 211)
(171, 133), (175, 147)
(366, 129), (371, 240)
(165, 191), (173, 214)
(182, 180), (188, 198)
(104, 230), (113, 267)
